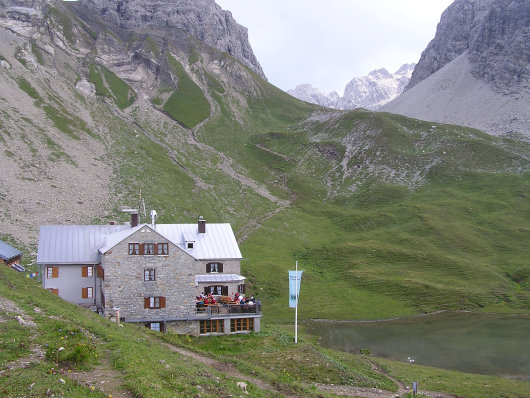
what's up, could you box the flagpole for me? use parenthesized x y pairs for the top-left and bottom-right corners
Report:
(295, 260), (298, 344)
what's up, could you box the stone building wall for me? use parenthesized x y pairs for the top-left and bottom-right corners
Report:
(101, 225), (196, 320)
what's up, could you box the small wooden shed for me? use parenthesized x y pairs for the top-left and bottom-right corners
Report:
(0, 239), (23, 267)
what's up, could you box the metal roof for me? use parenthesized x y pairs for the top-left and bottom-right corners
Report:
(38, 222), (242, 264)
(195, 274), (246, 284)
(0, 240), (22, 261)
(154, 223), (242, 260)
(37, 225), (131, 264)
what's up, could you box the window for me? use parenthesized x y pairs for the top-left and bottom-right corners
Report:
(206, 263), (223, 273)
(82, 287), (93, 298)
(205, 285), (228, 296)
(200, 319), (223, 334)
(187, 241), (194, 249)
(82, 266), (93, 277)
(47, 288), (59, 295)
(231, 318), (254, 332)
(238, 284), (246, 294)
(144, 269), (155, 281)
(149, 322), (160, 332)
(157, 243), (168, 255)
(129, 243), (140, 255)
(145, 243), (154, 255)
(47, 266), (58, 279)
(144, 296), (166, 309)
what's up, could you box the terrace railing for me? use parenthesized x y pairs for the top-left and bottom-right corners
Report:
(195, 303), (262, 317)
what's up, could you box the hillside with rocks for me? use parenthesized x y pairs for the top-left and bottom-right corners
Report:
(0, 0), (529, 323)
(288, 64), (414, 110)
(384, 0), (530, 138)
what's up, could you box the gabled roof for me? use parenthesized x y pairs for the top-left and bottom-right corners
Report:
(0, 240), (22, 261)
(37, 225), (131, 264)
(37, 222), (242, 264)
(99, 223), (242, 260)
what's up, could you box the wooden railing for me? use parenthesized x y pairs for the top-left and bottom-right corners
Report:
(195, 303), (261, 316)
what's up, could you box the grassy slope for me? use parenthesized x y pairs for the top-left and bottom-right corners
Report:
(2, 266), (528, 398)
(193, 77), (530, 322)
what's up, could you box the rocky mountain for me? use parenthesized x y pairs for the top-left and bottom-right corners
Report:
(0, 0), (529, 319)
(384, 0), (529, 138)
(75, 0), (266, 79)
(288, 64), (414, 110)
(286, 84), (341, 109)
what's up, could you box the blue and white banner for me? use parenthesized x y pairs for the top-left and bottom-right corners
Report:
(288, 270), (303, 308)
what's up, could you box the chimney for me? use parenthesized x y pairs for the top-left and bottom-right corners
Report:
(198, 216), (206, 234)
(131, 211), (139, 228)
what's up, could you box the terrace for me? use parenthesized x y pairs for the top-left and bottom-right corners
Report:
(195, 302), (262, 317)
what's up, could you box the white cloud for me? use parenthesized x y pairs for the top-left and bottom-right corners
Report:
(216, 0), (453, 93)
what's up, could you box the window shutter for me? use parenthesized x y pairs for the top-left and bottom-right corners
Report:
(52, 289), (59, 296)
(206, 263), (211, 273)
(139, 243), (145, 255)
(160, 297), (166, 308)
(204, 286), (211, 295)
(144, 297), (150, 308)
(82, 288), (88, 298)
(222, 286), (228, 296)
(52, 267), (59, 278)
(219, 263), (224, 273)
(97, 265), (104, 279)
(82, 266), (88, 277)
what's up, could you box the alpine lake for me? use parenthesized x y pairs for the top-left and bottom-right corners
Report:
(306, 312), (530, 379)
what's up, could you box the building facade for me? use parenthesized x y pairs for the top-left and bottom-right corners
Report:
(37, 216), (261, 335)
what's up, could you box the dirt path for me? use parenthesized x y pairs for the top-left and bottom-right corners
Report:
(67, 349), (134, 398)
(163, 342), (298, 397)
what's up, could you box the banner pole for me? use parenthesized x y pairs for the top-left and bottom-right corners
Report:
(295, 260), (298, 344)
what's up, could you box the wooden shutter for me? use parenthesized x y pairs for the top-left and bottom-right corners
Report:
(52, 289), (59, 296)
(96, 265), (104, 279)
(144, 297), (150, 308)
(82, 288), (88, 298)
(222, 286), (228, 296)
(218, 263), (224, 272)
(52, 267), (59, 278)
(206, 263), (211, 273)
(204, 286), (211, 295)
(159, 296), (166, 308)
(139, 243), (145, 255)
(81, 266), (88, 277)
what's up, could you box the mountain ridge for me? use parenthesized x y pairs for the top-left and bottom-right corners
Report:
(288, 63), (414, 110)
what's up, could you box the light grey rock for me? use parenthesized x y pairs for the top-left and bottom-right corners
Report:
(75, 78), (96, 96)
(406, 0), (529, 94)
(288, 64), (415, 110)
(76, 0), (266, 79)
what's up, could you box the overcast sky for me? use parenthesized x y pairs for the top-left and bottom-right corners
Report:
(215, 0), (454, 94)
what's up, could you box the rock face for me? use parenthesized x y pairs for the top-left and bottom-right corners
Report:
(384, 0), (530, 138)
(288, 64), (414, 110)
(76, 0), (266, 79)
(287, 84), (341, 109)
(406, 0), (529, 94)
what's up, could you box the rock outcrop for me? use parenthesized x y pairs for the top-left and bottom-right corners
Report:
(75, 0), (266, 79)
(383, 0), (530, 138)
(406, 0), (529, 94)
